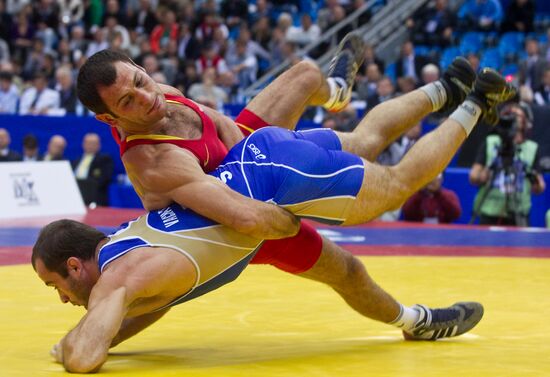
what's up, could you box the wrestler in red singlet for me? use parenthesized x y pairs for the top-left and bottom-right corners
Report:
(114, 94), (322, 274)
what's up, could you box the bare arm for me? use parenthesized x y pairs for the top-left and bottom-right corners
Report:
(110, 308), (170, 348)
(134, 146), (300, 239)
(59, 287), (128, 373)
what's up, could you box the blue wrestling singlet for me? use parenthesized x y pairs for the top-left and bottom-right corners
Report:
(210, 127), (365, 224)
(98, 203), (264, 310)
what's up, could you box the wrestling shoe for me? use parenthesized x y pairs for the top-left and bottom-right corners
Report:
(324, 32), (366, 112)
(437, 57), (476, 114)
(403, 302), (484, 341)
(466, 68), (518, 126)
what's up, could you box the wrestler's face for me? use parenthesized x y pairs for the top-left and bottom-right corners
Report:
(96, 61), (166, 134)
(35, 258), (95, 309)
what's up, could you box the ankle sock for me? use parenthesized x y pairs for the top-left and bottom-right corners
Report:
(323, 77), (348, 110)
(419, 81), (448, 111)
(449, 100), (482, 136)
(389, 304), (420, 332)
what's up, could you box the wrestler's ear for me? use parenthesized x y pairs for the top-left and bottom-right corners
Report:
(66, 257), (83, 276)
(96, 113), (118, 127)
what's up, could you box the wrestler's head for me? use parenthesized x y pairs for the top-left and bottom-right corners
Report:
(32, 220), (106, 308)
(77, 49), (166, 134)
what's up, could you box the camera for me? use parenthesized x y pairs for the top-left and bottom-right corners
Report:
(493, 109), (519, 167)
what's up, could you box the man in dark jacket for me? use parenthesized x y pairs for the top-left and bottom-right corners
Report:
(0, 128), (21, 162)
(72, 133), (114, 206)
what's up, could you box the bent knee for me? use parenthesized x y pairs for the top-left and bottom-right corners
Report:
(292, 60), (323, 84)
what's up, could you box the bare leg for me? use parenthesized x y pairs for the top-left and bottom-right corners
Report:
(336, 90), (433, 161)
(245, 61), (330, 129)
(344, 118), (467, 225)
(298, 237), (400, 323)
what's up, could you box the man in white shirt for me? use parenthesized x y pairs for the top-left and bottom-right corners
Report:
(0, 71), (19, 114)
(18, 71), (61, 116)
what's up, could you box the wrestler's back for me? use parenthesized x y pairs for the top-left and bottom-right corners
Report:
(99, 204), (262, 316)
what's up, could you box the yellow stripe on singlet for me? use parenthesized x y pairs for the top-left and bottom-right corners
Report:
(236, 122), (255, 135)
(126, 134), (187, 142)
(166, 99), (184, 105)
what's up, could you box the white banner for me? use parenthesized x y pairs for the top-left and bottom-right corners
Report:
(0, 161), (86, 219)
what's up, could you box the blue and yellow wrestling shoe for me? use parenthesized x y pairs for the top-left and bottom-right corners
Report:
(403, 302), (484, 340)
(324, 32), (366, 112)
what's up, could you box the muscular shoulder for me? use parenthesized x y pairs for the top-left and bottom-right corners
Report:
(159, 84), (184, 97)
(123, 143), (203, 192)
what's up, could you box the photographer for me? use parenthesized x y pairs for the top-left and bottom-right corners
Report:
(469, 102), (545, 226)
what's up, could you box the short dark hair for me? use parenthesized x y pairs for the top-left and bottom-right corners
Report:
(22, 133), (38, 149)
(77, 49), (133, 115)
(32, 219), (106, 277)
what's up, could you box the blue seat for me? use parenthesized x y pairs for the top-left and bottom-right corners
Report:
(498, 32), (525, 59)
(440, 47), (460, 69)
(385, 62), (396, 82)
(501, 63), (519, 76)
(459, 31), (484, 55)
(480, 47), (501, 70)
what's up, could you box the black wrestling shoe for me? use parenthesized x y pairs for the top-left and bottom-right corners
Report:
(324, 32), (366, 112)
(403, 302), (484, 341)
(466, 68), (518, 126)
(437, 57), (476, 114)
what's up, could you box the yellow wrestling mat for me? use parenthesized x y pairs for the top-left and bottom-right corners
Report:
(1, 256), (549, 376)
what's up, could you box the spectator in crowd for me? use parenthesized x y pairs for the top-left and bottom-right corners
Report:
(466, 52), (481, 73)
(317, 0), (340, 31)
(518, 38), (549, 93)
(127, 0), (157, 35)
(68, 25), (88, 60)
(458, 0), (503, 31)
(469, 102), (545, 226)
(150, 8), (178, 55)
(275, 12), (293, 35)
(501, 0), (535, 33)
(103, 14), (131, 52)
(86, 26), (109, 58)
(177, 22), (200, 61)
(0, 37), (9, 64)
(0, 128), (22, 162)
(19, 71), (60, 115)
(0, 71), (19, 114)
(195, 10), (228, 43)
(534, 67), (550, 105)
(221, 0), (248, 31)
(395, 41), (432, 84)
(396, 76), (417, 95)
(188, 67), (228, 112)
(21, 133), (41, 161)
(21, 37), (47, 81)
(10, 6), (35, 65)
(196, 42), (229, 76)
(72, 132), (114, 206)
(43, 134), (67, 161)
(321, 105), (359, 132)
(356, 62), (382, 101)
(366, 76), (395, 113)
(54, 65), (79, 115)
(402, 173), (462, 224)
(251, 15), (272, 52)
(406, 0), (456, 47)
(226, 39), (258, 91)
(0, 0), (12, 42)
(420, 63), (440, 85)
(358, 43), (385, 78)
(286, 13), (321, 47)
(103, 0), (126, 26)
(248, 0), (272, 26)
